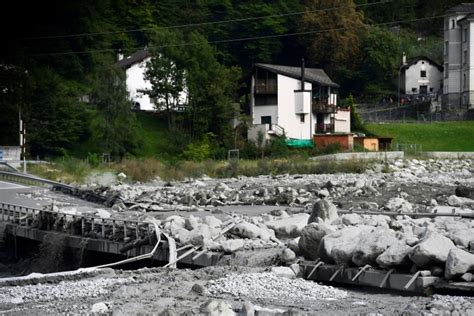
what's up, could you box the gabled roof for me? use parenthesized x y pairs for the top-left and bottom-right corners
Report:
(401, 56), (443, 72)
(254, 63), (339, 88)
(458, 13), (474, 23)
(446, 3), (474, 14)
(116, 49), (151, 69)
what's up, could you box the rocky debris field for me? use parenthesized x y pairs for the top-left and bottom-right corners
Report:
(3, 158), (474, 314)
(0, 267), (473, 315)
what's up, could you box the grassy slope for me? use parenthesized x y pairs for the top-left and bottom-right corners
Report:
(366, 122), (474, 151)
(135, 112), (173, 158)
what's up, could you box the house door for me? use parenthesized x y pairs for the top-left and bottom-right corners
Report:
(419, 85), (428, 95)
(261, 116), (272, 128)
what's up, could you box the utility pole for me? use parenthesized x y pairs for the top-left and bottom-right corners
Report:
(19, 110), (26, 173)
(398, 52), (407, 107)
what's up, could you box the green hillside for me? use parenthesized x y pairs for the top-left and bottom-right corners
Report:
(366, 122), (474, 152)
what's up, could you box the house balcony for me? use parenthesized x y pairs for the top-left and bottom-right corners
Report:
(254, 79), (277, 94)
(312, 101), (337, 113)
(315, 123), (335, 134)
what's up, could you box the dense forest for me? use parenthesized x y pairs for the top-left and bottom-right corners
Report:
(0, 0), (466, 159)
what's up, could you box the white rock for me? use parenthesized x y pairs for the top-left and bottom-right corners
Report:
(376, 242), (413, 268)
(385, 197), (413, 213)
(200, 300), (235, 316)
(270, 266), (296, 279)
(445, 248), (474, 279)
(204, 216), (222, 228)
(352, 228), (399, 266)
(308, 199), (338, 224)
(232, 222), (274, 241)
(298, 223), (335, 260)
(409, 231), (456, 268)
(341, 213), (361, 226)
(266, 213), (309, 238)
(221, 239), (245, 253)
(91, 302), (108, 313)
(280, 248), (296, 264)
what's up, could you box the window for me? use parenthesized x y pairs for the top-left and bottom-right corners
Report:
(464, 74), (467, 89)
(445, 63), (449, 78)
(430, 88), (434, 92)
(445, 41), (449, 56)
(255, 94), (277, 106)
(261, 116), (272, 125)
(452, 19), (455, 29)
(300, 114), (305, 123)
(463, 28), (468, 42)
(412, 87), (417, 92)
(445, 19), (449, 31)
(420, 70), (427, 78)
(463, 50), (467, 64)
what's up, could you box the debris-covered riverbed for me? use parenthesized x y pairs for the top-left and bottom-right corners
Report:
(0, 158), (473, 314)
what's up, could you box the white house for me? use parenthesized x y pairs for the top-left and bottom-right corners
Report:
(248, 63), (350, 143)
(443, 3), (474, 109)
(400, 56), (443, 95)
(116, 49), (188, 111)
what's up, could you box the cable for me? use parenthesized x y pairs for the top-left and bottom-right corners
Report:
(22, 0), (392, 40)
(27, 14), (446, 57)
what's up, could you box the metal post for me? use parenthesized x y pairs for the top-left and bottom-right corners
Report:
(124, 222), (127, 240)
(101, 219), (105, 239)
(81, 217), (85, 236)
(112, 220), (116, 238)
(136, 222), (139, 240)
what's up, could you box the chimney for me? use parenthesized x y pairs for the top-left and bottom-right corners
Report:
(301, 58), (305, 90)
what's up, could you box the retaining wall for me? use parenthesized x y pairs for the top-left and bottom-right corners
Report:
(311, 151), (404, 161)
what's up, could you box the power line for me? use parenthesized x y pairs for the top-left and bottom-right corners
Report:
(27, 14), (446, 58)
(22, 0), (392, 41)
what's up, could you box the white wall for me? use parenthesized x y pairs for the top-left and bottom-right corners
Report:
(124, 57), (188, 111)
(334, 109), (351, 133)
(276, 75), (313, 139)
(404, 60), (442, 94)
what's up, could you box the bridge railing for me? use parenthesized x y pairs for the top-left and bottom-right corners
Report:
(0, 202), (154, 243)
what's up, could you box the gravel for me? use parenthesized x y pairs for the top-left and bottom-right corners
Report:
(0, 277), (134, 305)
(207, 272), (348, 305)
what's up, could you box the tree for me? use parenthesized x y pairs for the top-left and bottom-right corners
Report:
(299, 0), (367, 74)
(144, 30), (187, 130)
(89, 64), (141, 158)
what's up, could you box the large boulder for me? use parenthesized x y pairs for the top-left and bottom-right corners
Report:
(445, 248), (474, 279)
(308, 199), (338, 224)
(376, 242), (413, 268)
(409, 231), (456, 268)
(232, 222), (275, 241)
(341, 213), (361, 226)
(298, 223), (335, 260)
(455, 185), (474, 199)
(449, 228), (474, 249)
(319, 225), (372, 264)
(352, 229), (399, 266)
(265, 213), (309, 238)
(200, 300), (235, 316)
(179, 224), (218, 246)
(221, 239), (245, 253)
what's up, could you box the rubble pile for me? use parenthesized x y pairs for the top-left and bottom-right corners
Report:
(79, 159), (473, 213)
(297, 198), (474, 282)
(207, 272), (348, 304)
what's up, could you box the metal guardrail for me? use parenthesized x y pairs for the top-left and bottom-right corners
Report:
(0, 202), (154, 242)
(0, 170), (74, 192)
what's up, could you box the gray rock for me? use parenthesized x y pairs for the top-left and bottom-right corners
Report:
(200, 300), (236, 316)
(455, 185), (474, 199)
(266, 213), (309, 238)
(376, 241), (413, 268)
(449, 228), (474, 249)
(445, 248), (474, 279)
(232, 222), (274, 241)
(319, 225), (372, 264)
(385, 197), (412, 213)
(192, 283), (208, 296)
(430, 266), (443, 276)
(460, 272), (473, 282)
(410, 231), (456, 268)
(91, 302), (108, 313)
(308, 199), (338, 224)
(286, 238), (300, 255)
(298, 223), (335, 260)
(352, 229), (398, 266)
(270, 266), (296, 279)
(341, 213), (361, 226)
(221, 239), (245, 254)
(280, 248), (296, 264)
(240, 301), (255, 316)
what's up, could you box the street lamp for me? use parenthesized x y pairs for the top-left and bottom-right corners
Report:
(398, 52), (407, 107)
